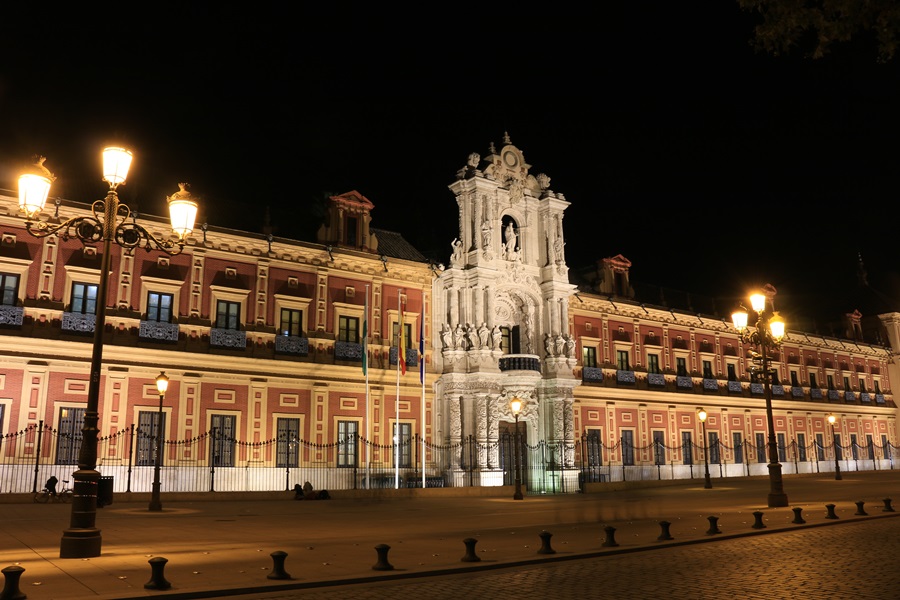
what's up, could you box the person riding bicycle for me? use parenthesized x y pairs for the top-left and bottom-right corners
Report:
(46, 475), (58, 496)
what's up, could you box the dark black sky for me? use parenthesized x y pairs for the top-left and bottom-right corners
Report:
(2, 6), (900, 326)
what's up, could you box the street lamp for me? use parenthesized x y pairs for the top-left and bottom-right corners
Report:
(510, 398), (523, 500)
(827, 414), (842, 480)
(732, 285), (789, 508)
(698, 409), (712, 489)
(149, 372), (169, 511)
(19, 150), (198, 558)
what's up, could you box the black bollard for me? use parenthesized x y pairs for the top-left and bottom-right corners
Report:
(855, 501), (868, 516)
(268, 550), (291, 580)
(825, 503), (839, 519)
(143, 557), (172, 590)
(706, 516), (721, 535)
(883, 498), (895, 512)
(657, 520), (674, 541)
(372, 544), (394, 571)
(537, 531), (556, 555)
(751, 511), (766, 529)
(461, 538), (481, 562)
(792, 507), (806, 524)
(601, 525), (619, 547)
(0, 565), (26, 600)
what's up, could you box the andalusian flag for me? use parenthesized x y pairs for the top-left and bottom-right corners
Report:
(398, 298), (407, 375)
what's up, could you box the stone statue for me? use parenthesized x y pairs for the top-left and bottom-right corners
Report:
(440, 325), (453, 350)
(555, 334), (566, 357)
(491, 325), (502, 351)
(467, 152), (480, 168)
(481, 221), (492, 249)
(504, 221), (517, 258)
(454, 323), (466, 350)
(544, 333), (554, 357)
(465, 324), (478, 350)
(450, 238), (464, 267)
(565, 334), (576, 358)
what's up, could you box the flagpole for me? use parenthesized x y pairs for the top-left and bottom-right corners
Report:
(395, 291), (402, 490)
(364, 285), (370, 491)
(420, 307), (425, 489)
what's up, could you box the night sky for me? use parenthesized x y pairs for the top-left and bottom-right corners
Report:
(3, 6), (900, 327)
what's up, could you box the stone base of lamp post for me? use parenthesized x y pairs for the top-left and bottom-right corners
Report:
(767, 462), (789, 507)
(59, 468), (102, 558)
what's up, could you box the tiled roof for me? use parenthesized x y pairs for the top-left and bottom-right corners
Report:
(372, 228), (428, 263)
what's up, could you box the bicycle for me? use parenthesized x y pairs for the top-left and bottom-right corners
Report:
(33, 479), (73, 503)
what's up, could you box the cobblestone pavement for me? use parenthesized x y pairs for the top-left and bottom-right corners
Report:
(250, 517), (900, 600)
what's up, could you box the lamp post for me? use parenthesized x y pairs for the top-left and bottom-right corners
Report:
(732, 285), (789, 508)
(698, 409), (712, 489)
(18, 150), (198, 558)
(827, 414), (842, 480)
(149, 372), (169, 511)
(510, 398), (523, 500)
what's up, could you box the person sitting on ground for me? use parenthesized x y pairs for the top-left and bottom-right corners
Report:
(46, 475), (58, 496)
(302, 481), (314, 499)
(293, 483), (303, 500)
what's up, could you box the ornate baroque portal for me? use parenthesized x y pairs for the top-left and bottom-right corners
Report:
(433, 133), (580, 491)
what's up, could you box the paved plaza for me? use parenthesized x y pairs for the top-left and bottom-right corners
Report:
(1, 470), (898, 599)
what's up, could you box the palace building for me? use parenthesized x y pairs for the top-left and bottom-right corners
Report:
(0, 134), (896, 496)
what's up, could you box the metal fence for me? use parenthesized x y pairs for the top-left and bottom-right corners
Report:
(1, 423), (894, 496)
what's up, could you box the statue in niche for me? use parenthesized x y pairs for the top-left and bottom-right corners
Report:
(555, 334), (566, 357)
(544, 333), (554, 357)
(465, 324), (478, 350)
(440, 325), (453, 350)
(565, 334), (576, 358)
(467, 152), (480, 169)
(454, 323), (466, 350)
(481, 221), (492, 249)
(450, 238), (464, 267)
(478, 323), (490, 349)
(491, 325), (502, 351)
(554, 235), (565, 263)
(504, 221), (517, 259)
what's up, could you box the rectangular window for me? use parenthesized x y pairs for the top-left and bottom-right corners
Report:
(810, 373), (818, 388)
(835, 434), (843, 460)
(756, 433), (766, 463)
(883, 435), (890, 459)
(850, 434), (858, 460)
(56, 407), (84, 465)
(702, 360), (713, 378)
(71, 282), (98, 314)
(708, 431), (720, 464)
(816, 433), (825, 461)
(338, 315), (359, 343)
(391, 322), (413, 348)
(777, 433), (786, 462)
(790, 371), (800, 387)
(866, 434), (875, 460)
(797, 433), (807, 462)
(727, 363), (737, 381)
(616, 350), (630, 371)
(648, 354), (661, 375)
(733, 432), (743, 464)
(676, 357), (688, 376)
(843, 376), (851, 390)
(338, 420), (359, 467)
(0, 273), (18, 306)
(276, 418), (300, 468)
(875, 380), (882, 394)
(859, 378), (866, 393)
(585, 428), (602, 467)
(280, 308), (303, 337)
(827, 374), (835, 390)
(652, 430), (666, 465)
(582, 346), (597, 368)
(345, 216), (358, 245)
(147, 292), (173, 323)
(215, 300), (241, 330)
(211, 414), (237, 467)
(621, 430), (634, 466)
(393, 422), (412, 468)
(681, 431), (693, 465)
(136, 409), (166, 467)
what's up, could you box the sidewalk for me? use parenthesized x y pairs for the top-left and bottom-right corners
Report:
(1, 470), (899, 600)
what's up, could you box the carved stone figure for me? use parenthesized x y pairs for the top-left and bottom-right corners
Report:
(481, 221), (492, 249)
(491, 325), (502, 351)
(565, 334), (576, 358)
(467, 152), (480, 168)
(555, 334), (566, 357)
(478, 323), (490, 349)
(465, 324), (478, 350)
(450, 238), (464, 267)
(504, 221), (517, 258)
(544, 333), (554, 357)
(454, 323), (466, 350)
(440, 325), (453, 350)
